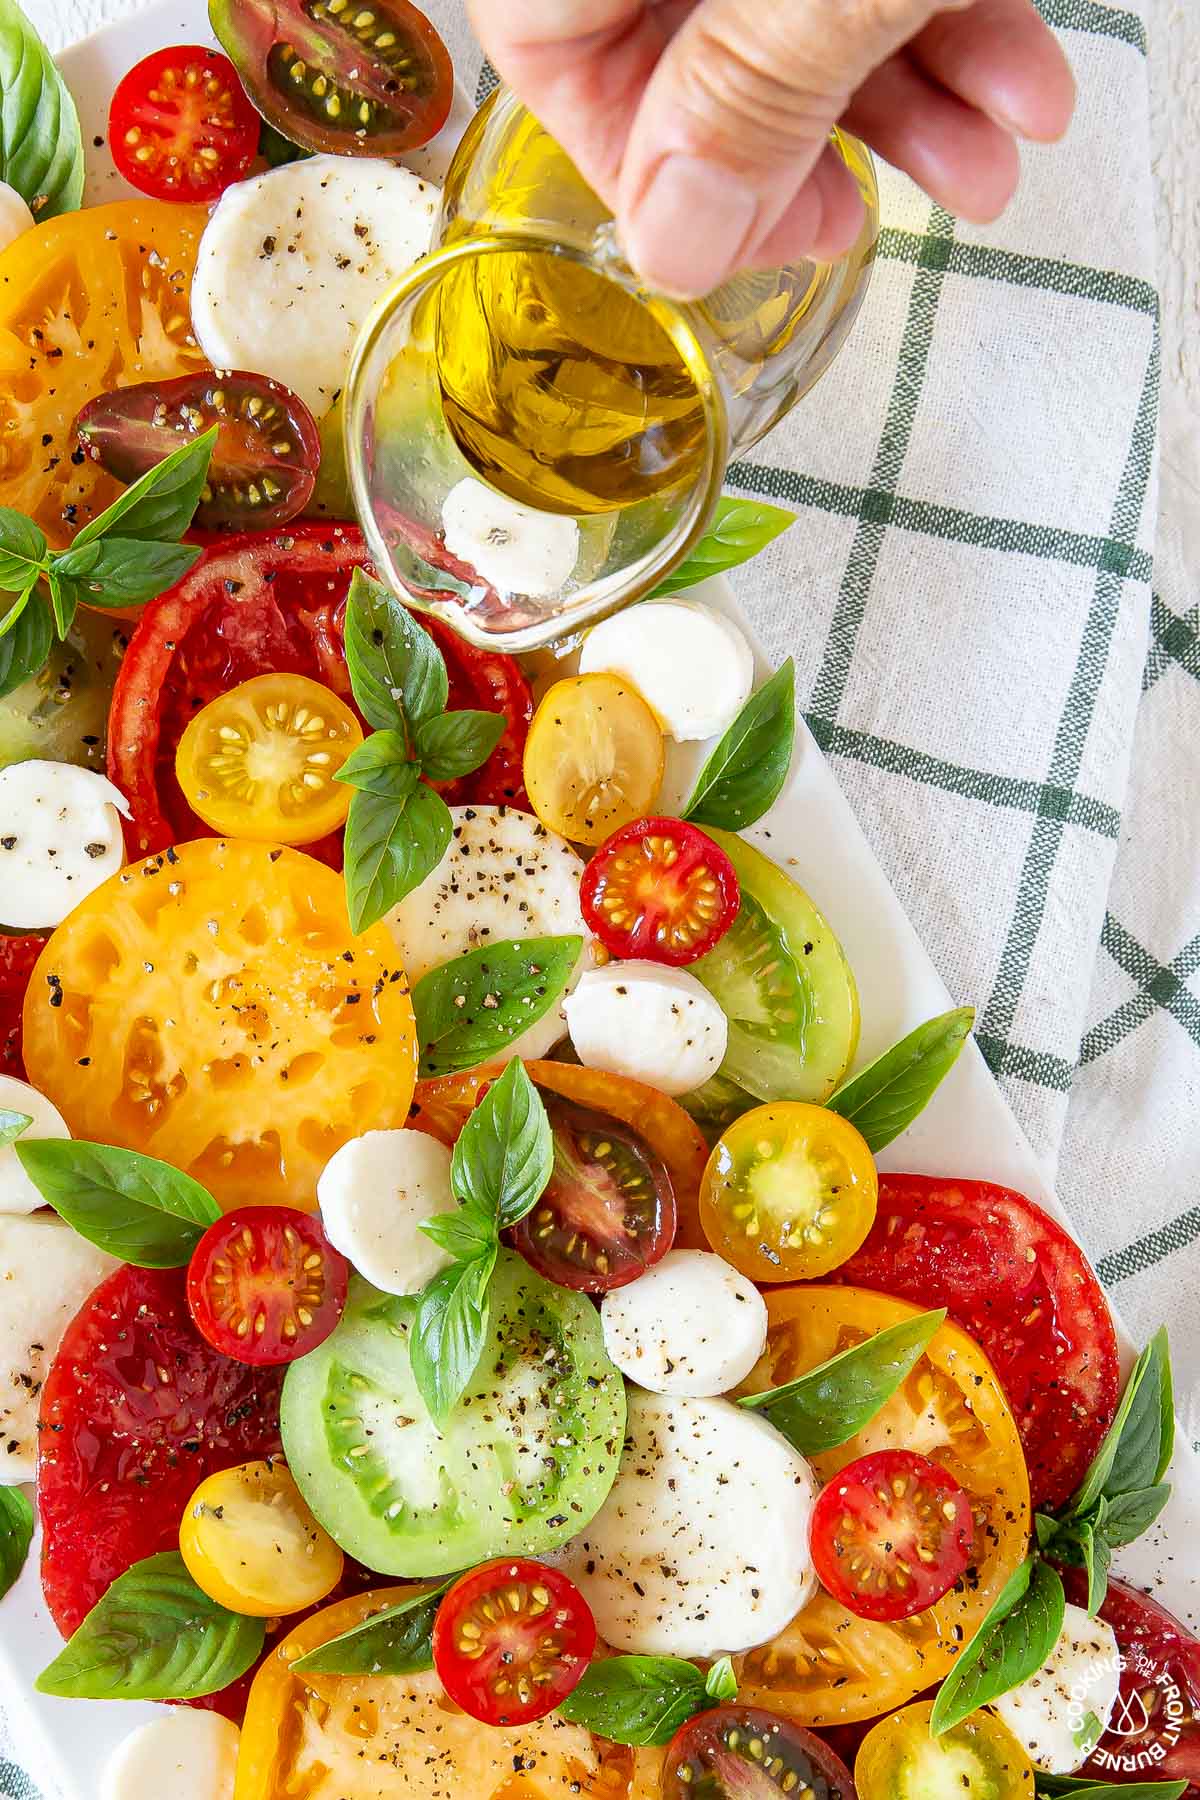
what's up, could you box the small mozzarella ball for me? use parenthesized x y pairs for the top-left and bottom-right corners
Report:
(993, 1603), (1121, 1773)
(0, 1073), (69, 1214)
(317, 1129), (457, 1295)
(100, 1710), (239, 1800)
(563, 962), (727, 1096)
(579, 599), (755, 741)
(0, 182), (34, 254)
(601, 1250), (768, 1396)
(442, 478), (580, 598)
(0, 759), (129, 928)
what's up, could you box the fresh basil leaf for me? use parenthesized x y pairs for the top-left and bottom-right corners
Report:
(1067, 1331), (1173, 1519)
(49, 538), (201, 609)
(344, 568), (448, 731)
(0, 0), (84, 220)
(682, 659), (795, 832)
(0, 1486), (33, 1600)
(825, 1007), (975, 1151)
(258, 118), (311, 167)
(15, 1138), (221, 1267)
(344, 782), (453, 932)
(930, 1557), (1065, 1735)
(1094, 1483), (1171, 1548)
(413, 709), (506, 783)
(0, 585), (51, 700)
(650, 497), (795, 595)
(0, 508), (47, 590)
(1083, 1523), (1110, 1615)
(1073, 1710), (1105, 1759)
(413, 936), (583, 1079)
(46, 570), (77, 637)
(292, 1581), (451, 1675)
(0, 1107), (32, 1147)
(335, 731), (418, 799)
(420, 1208), (497, 1263)
(410, 1254), (494, 1425)
(556, 1655), (709, 1746)
(451, 1058), (553, 1231)
(72, 427), (218, 548)
(0, 579), (33, 636)
(1037, 1780), (1188, 1799)
(740, 1308), (946, 1454)
(704, 1656), (737, 1702)
(36, 1552), (264, 1699)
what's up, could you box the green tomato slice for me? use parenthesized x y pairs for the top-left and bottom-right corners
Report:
(281, 1251), (626, 1578)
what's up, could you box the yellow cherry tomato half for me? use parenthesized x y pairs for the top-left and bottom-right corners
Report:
(523, 673), (664, 844)
(700, 1101), (878, 1281)
(175, 672), (363, 845)
(855, 1700), (1034, 1800)
(179, 1458), (344, 1617)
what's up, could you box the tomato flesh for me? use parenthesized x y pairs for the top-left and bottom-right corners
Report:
(855, 1700), (1033, 1799)
(809, 1448), (973, 1623)
(663, 1706), (856, 1800)
(77, 373), (321, 531)
(0, 932), (46, 1078)
(580, 816), (740, 965)
(188, 1206), (349, 1365)
(432, 1558), (595, 1726)
(108, 46), (260, 202)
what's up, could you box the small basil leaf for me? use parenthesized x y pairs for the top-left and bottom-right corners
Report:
(0, 0), (84, 220)
(1067, 1330), (1172, 1519)
(0, 1107), (32, 1147)
(410, 1253), (494, 1426)
(413, 936), (583, 1079)
(0, 579), (33, 635)
(825, 1007), (975, 1152)
(46, 570), (78, 637)
(0, 508), (47, 589)
(35, 1552), (264, 1699)
(1073, 1710), (1105, 1760)
(1093, 1482), (1171, 1548)
(292, 1581), (451, 1675)
(334, 732), (418, 799)
(0, 1486), (33, 1600)
(1082, 1524), (1110, 1615)
(413, 709), (506, 783)
(344, 568), (448, 731)
(49, 538), (201, 608)
(419, 1209), (497, 1263)
(1037, 1780), (1188, 1799)
(72, 427), (218, 548)
(0, 587), (52, 701)
(704, 1656), (737, 1702)
(556, 1654), (709, 1746)
(343, 782), (453, 933)
(930, 1557), (1065, 1735)
(650, 497), (795, 595)
(683, 659), (795, 832)
(451, 1058), (553, 1231)
(739, 1308), (946, 1455)
(15, 1138), (221, 1267)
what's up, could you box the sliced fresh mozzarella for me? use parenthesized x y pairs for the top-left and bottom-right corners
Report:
(318, 1128), (456, 1296)
(563, 962), (726, 1096)
(0, 759), (128, 929)
(578, 599), (755, 741)
(556, 1389), (818, 1657)
(0, 182), (33, 255)
(0, 1073), (69, 1215)
(100, 1710), (240, 1800)
(191, 156), (440, 416)
(601, 1250), (767, 1396)
(442, 478), (580, 599)
(993, 1602), (1121, 1774)
(0, 1213), (117, 1481)
(385, 804), (592, 1061)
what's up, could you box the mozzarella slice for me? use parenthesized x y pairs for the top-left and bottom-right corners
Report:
(0, 181), (33, 255)
(0, 759), (128, 928)
(100, 1710), (240, 1800)
(318, 1128), (456, 1296)
(993, 1602), (1121, 1774)
(556, 1389), (818, 1657)
(563, 962), (727, 1096)
(191, 157), (440, 416)
(385, 804), (592, 1062)
(0, 1213), (117, 1481)
(0, 1073), (69, 1214)
(442, 478), (580, 598)
(601, 1250), (768, 1396)
(578, 599), (755, 741)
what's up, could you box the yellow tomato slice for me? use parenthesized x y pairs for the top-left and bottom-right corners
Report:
(523, 674), (663, 844)
(732, 1285), (1031, 1725)
(22, 838), (417, 1210)
(180, 1459), (343, 1617)
(175, 673), (363, 845)
(855, 1700), (1034, 1799)
(700, 1102), (878, 1281)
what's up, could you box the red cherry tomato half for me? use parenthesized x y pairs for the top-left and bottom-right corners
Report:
(809, 1449), (974, 1623)
(432, 1558), (596, 1727)
(0, 932), (46, 1078)
(108, 46), (260, 203)
(662, 1706), (857, 1800)
(187, 1206), (349, 1365)
(77, 373), (321, 532)
(580, 816), (740, 965)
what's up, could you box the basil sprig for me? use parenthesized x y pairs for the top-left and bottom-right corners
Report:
(1037, 1780), (1187, 1799)
(825, 1007), (975, 1151)
(0, 1107), (32, 1148)
(0, 0), (84, 220)
(412, 935), (582, 1078)
(739, 1308), (945, 1454)
(682, 659), (795, 832)
(651, 497), (795, 596)
(36, 1552), (264, 1700)
(292, 1580), (452, 1676)
(15, 1138), (221, 1267)
(337, 570), (509, 930)
(557, 1652), (739, 1746)
(0, 1487), (33, 1600)
(930, 1554), (1066, 1735)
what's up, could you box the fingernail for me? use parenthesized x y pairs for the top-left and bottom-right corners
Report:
(623, 155), (758, 299)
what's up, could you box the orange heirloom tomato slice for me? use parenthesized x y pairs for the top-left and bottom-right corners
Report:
(0, 199), (208, 546)
(22, 838), (417, 1211)
(732, 1285), (1031, 1727)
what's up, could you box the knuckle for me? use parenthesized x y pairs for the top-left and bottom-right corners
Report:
(678, 18), (841, 159)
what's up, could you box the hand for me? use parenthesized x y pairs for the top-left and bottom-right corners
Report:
(467, 0), (1075, 299)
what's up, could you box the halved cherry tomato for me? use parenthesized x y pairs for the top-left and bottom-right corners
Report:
(432, 1558), (595, 1727)
(180, 1459), (344, 1615)
(524, 674), (664, 844)
(809, 1449), (974, 1623)
(580, 816), (740, 965)
(108, 47), (260, 203)
(187, 1205), (349, 1363)
(701, 1102), (878, 1282)
(77, 372), (321, 531)
(0, 932), (45, 1077)
(662, 1706), (856, 1800)
(855, 1700), (1033, 1799)
(509, 1090), (676, 1291)
(175, 673), (362, 844)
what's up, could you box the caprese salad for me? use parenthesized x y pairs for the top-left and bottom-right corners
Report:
(0, 3), (1195, 1799)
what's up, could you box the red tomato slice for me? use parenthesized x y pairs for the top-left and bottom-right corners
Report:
(108, 46), (260, 203)
(808, 1449), (974, 1623)
(431, 1558), (595, 1727)
(580, 816), (740, 965)
(0, 933), (46, 1078)
(187, 1207), (349, 1365)
(826, 1174), (1121, 1510)
(662, 1706), (856, 1800)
